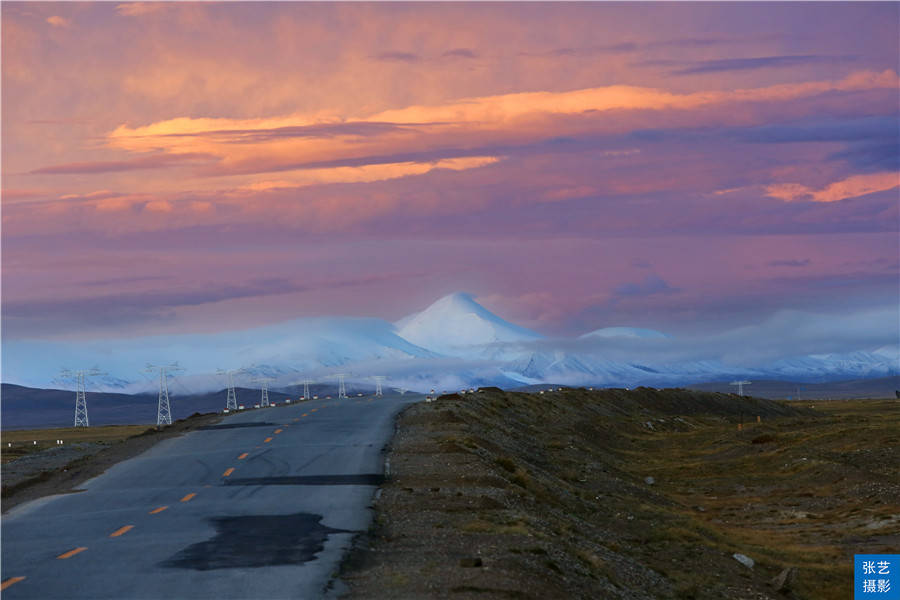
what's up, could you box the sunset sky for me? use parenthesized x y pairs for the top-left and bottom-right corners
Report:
(2, 2), (898, 349)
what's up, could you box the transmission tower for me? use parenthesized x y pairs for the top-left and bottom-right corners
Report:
(60, 368), (105, 427)
(217, 368), (243, 411)
(372, 376), (386, 397)
(146, 363), (184, 426)
(254, 377), (274, 407)
(333, 373), (348, 399)
(730, 380), (751, 396)
(394, 387), (407, 395)
(302, 378), (312, 401)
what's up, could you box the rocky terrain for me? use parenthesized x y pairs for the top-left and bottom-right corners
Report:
(341, 388), (899, 599)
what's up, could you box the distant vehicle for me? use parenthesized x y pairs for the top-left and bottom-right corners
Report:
(313, 395), (318, 400)
(254, 404), (261, 409)
(357, 393), (363, 397)
(285, 399), (292, 404)
(270, 401), (277, 406)
(223, 409), (230, 414)
(238, 405), (245, 410)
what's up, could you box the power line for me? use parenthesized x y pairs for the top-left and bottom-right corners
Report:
(730, 380), (751, 396)
(146, 363), (185, 426)
(332, 373), (348, 399)
(253, 377), (274, 407)
(217, 368), (245, 411)
(59, 368), (106, 427)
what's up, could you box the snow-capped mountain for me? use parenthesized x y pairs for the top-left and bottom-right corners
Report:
(2, 292), (896, 392)
(395, 292), (542, 357)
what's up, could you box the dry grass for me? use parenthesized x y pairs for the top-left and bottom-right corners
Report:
(1, 425), (151, 464)
(344, 390), (899, 600)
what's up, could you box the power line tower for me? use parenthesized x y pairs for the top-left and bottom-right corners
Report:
(333, 373), (348, 399)
(146, 363), (184, 426)
(372, 376), (386, 397)
(254, 377), (273, 407)
(730, 380), (751, 396)
(302, 378), (313, 401)
(217, 368), (243, 411)
(59, 368), (105, 427)
(394, 387), (407, 395)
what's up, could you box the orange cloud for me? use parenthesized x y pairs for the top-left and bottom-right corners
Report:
(144, 199), (174, 213)
(765, 171), (899, 203)
(232, 156), (500, 193)
(105, 70), (898, 182)
(45, 15), (70, 28)
(115, 3), (166, 17)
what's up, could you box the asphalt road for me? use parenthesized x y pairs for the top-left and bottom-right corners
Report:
(1, 393), (415, 599)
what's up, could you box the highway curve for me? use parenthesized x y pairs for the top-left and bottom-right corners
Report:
(1, 393), (414, 599)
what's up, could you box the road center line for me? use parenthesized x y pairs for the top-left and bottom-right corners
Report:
(109, 525), (134, 538)
(57, 547), (88, 559)
(149, 506), (168, 514)
(274, 429), (283, 434)
(1, 577), (26, 590)
(223, 467), (235, 477)
(263, 437), (273, 443)
(180, 493), (196, 502)
(302, 413), (308, 417)
(237, 452), (249, 460)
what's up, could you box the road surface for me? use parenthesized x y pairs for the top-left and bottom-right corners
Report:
(1, 394), (414, 599)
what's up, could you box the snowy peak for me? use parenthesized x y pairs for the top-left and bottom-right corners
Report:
(395, 292), (541, 355)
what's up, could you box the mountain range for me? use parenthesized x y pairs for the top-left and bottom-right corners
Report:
(2, 292), (897, 393)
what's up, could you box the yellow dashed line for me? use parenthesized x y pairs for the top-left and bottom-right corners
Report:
(1, 577), (26, 590)
(310, 408), (318, 412)
(274, 429), (283, 434)
(237, 452), (249, 460)
(302, 413), (308, 417)
(292, 418), (299, 422)
(180, 493), (196, 502)
(149, 506), (168, 514)
(263, 437), (273, 443)
(109, 525), (134, 538)
(57, 547), (88, 559)
(223, 467), (235, 477)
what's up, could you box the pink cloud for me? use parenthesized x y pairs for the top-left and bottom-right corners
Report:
(766, 171), (899, 203)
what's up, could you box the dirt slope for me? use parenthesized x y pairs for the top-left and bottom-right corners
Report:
(340, 388), (898, 599)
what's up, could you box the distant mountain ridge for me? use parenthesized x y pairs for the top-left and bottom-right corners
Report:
(2, 292), (897, 392)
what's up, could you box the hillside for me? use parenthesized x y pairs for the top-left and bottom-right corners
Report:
(342, 388), (898, 599)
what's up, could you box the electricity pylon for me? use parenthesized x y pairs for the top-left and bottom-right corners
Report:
(333, 373), (348, 399)
(253, 377), (273, 407)
(146, 363), (184, 426)
(217, 368), (244, 411)
(302, 378), (312, 401)
(730, 380), (751, 396)
(394, 387), (407, 395)
(372, 376), (386, 397)
(59, 368), (105, 427)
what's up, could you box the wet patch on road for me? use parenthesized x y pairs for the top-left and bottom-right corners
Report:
(198, 422), (279, 430)
(160, 512), (349, 570)
(222, 474), (385, 486)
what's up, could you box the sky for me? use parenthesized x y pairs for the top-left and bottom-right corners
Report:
(2, 2), (899, 355)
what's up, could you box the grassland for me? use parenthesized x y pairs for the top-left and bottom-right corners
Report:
(1, 425), (152, 464)
(342, 389), (899, 600)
